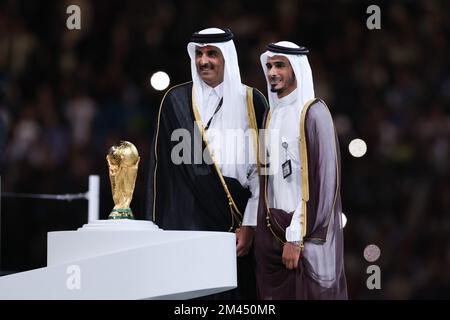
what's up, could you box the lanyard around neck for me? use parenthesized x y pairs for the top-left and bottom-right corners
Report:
(204, 97), (224, 131)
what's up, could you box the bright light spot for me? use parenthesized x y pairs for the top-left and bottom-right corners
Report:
(349, 138), (367, 157)
(150, 71), (170, 91)
(364, 244), (381, 262)
(341, 212), (347, 228)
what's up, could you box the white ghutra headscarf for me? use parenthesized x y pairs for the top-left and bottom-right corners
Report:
(260, 41), (315, 110)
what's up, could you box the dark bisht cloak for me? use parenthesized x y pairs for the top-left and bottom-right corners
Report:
(146, 81), (267, 299)
(255, 98), (348, 300)
(146, 81), (266, 230)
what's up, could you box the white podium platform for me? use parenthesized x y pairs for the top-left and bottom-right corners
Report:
(0, 220), (237, 299)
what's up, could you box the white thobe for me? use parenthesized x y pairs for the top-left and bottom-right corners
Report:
(197, 81), (259, 227)
(266, 90), (303, 242)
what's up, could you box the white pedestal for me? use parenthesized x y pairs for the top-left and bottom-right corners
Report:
(0, 220), (237, 299)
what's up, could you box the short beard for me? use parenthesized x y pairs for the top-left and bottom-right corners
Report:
(270, 83), (281, 93)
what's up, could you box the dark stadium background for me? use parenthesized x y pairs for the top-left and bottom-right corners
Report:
(0, 0), (449, 299)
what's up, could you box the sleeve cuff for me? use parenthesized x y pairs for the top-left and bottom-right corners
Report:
(286, 224), (302, 242)
(242, 197), (258, 226)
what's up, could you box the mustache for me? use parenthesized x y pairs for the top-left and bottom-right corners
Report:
(269, 75), (281, 82)
(269, 76), (281, 92)
(199, 63), (214, 70)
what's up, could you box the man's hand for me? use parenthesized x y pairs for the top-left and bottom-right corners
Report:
(236, 226), (254, 257)
(282, 242), (302, 269)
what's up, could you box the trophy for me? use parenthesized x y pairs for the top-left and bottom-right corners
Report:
(106, 141), (140, 219)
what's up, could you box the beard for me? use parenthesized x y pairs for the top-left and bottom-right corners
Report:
(269, 77), (281, 93)
(270, 86), (281, 93)
(268, 71), (296, 94)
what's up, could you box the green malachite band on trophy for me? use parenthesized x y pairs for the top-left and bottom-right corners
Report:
(108, 215), (135, 220)
(111, 208), (132, 213)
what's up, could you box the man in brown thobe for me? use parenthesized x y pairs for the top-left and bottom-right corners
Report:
(254, 41), (348, 299)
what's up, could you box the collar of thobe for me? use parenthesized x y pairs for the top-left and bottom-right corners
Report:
(202, 81), (224, 101)
(274, 89), (297, 109)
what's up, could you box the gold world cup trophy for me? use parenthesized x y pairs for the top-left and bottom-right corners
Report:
(106, 141), (140, 219)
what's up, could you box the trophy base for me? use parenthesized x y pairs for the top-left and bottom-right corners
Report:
(78, 219), (160, 231)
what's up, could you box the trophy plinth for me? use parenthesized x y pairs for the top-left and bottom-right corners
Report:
(107, 141), (140, 220)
